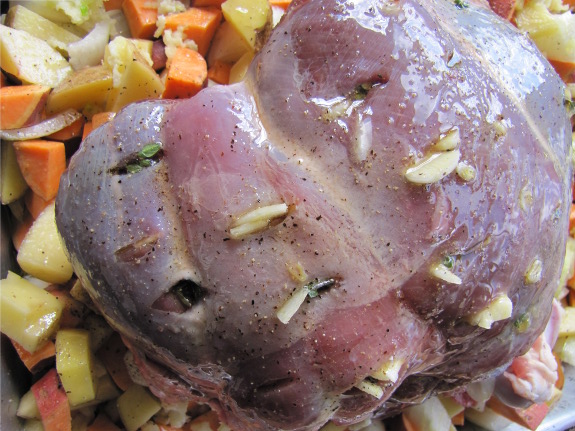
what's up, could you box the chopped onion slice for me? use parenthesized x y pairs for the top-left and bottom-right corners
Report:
(0, 109), (82, 141)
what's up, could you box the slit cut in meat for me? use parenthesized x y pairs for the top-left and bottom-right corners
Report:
(152, 279), (207, 313)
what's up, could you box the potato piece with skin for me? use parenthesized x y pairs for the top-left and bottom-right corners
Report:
(0, 24), (72, 87)
(0, 271), (63, 353)
(55, 329), (97, 407)
(17, 202), (74, 284)
(46, 66), (113, 116)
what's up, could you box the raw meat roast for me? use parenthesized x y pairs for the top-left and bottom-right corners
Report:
(56, 0), (573, 429)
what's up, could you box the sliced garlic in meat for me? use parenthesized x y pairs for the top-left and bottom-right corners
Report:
(230, 203), (288, 239)
(430, 263), (462, 285)
(276, 285), (309, 324)
(433, 127), (460, 151)
(404, 149), (460, 184)
(355, 379), (384, 399)
(354, 116), (373, 162)
(456, 161), (476, 181)
(286, 262), (308, 283)
(468, 294), (513, 329)
(371, 357), (404, 383)
(524, 258), (543, 285)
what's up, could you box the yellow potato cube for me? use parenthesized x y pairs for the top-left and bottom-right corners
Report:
(221, 0), (271, 50)
(17, 202), (74, 284)
(1, 141), (29, 205)
(559, 307), (575, 337)
(117, 384), (161, 431)
(55, 329), (96, 406)
(0, 271), (63, 353)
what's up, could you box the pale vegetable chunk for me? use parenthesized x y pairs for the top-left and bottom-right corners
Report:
(17, 202), (74, 284)
(221, 0), (272, 50)
(55, 329), (97, 406)
(0, 24), (72, 87)
(117, 384), (162, 431)
(402, 396), (455, 431)
(0, 271), (63, 353)
(1, 141), (29, 205)
(46, 65), (113, 115)
(4, 5), (81, 56)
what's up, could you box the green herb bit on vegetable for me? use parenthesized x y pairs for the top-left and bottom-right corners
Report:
(513, 313), (531, 333)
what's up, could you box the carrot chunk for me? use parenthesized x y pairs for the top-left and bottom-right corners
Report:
(122, 0), (158, 39)
(11, 339), (56, 374)
(31, 368), (72, 431)
(163, 7), (222, 56)
(24, 189), (54, 220)
(269, 0), (292, 9)
(48, 115), (85, 142)
(13, 140), (66, 201)
(207, 60), (232, 84)
(0, 84), (50, 129)
(91, 111), (116, 129)
(104, 0), (124, 11)
(163, 47), (208, 99)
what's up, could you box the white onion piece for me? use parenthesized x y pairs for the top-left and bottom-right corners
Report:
(0, 109), (82, 141)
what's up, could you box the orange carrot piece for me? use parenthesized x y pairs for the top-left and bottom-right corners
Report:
(24, 189), (54, 220)
(96, 332), (133, 391)
(451, 410), (465, 426)
(82, 121), (94, 141)
(48, 115), (85, 142)
(32, 368), (72, 431)
(207, 60), (232, 84)
(13, 140), (66, 201)
(0, 84), (50, 130)
(549, 59), (575, 82)
(91, 111), (116, 129)
(87, 413), (123, 431)
(163, 7), (222, 56)
(11, 339), (56, 374)
(569, 203), (575, 236)
(488, 0), (516, 20)
(104, 0), (124, 11)
(122, 0), (158, 39)
(269, 0), (292, 9)
(12, 215), (34, 251)
(486, 396), (549, 431)
(193, 0), (226, 6)
(163, 47), (208, 99)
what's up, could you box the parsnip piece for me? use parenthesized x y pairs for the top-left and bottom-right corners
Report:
(0, 24), (72, 87)
(1, 141), (29, 205)
(55, 329), (97, 406)
(17, 202), (74, 284)
(0, 271), (63, 353)
(5, 5), (81, 56)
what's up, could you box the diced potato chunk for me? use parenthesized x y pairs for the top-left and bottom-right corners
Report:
(0, 24), (72, 87)
(55, 329), (97, 406)
(46, 65), (113, 115)
(117, 384), (162, 431)
(221, 0), (272, 50)
(0, 271), (63, 353)
(17, 202), (74, 284)
(1, 141), (29, 205)
(559, 306), (575, 337)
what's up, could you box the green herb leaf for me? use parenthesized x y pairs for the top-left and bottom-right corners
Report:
(442, 255), (455, 269)
(127, 164), (143, 174)
(454, 0), (468, 8)
(139, 142), (162, 159)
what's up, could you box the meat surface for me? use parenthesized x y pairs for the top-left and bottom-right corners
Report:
(55, 0), (573, 430)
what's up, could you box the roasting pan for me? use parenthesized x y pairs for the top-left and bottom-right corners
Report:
(1, 199), (574, 431)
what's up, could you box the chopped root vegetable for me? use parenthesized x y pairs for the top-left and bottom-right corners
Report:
(208, 60), (232, 84)
(91, 111), (116, 128)
(11, 215), (33, 251)
(96, 332), (133, 391)
(13, 140), (66, 201)
(11, 339), (56, 374)
(24, 189), (54, 220)
(0, 84), (50, 130)
(103, 0), (124, 11)
(487, 0), (516, 20)
(31, 368), (72, 431)
(163, 47), (208, 99)
(485, 396), (550, 431)
(122, 0), (158, 39)
(47, 114), (85, 142)
(163, 7), (223, 56)
(269, 0), (293, 9)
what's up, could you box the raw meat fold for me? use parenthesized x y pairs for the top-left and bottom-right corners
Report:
(55, 0), (573, 430)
